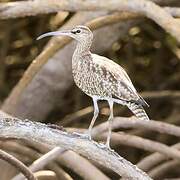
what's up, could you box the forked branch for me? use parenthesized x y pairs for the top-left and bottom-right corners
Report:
(0, 117), (151, 180)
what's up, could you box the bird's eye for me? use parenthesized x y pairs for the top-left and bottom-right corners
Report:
(76, 30), (81, 33)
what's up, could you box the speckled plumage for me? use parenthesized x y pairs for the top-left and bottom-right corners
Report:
(38, 25), (150, 148)
(73, 53), (139, 101)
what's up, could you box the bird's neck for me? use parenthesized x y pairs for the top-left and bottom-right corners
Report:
(74, 40), (92, 55)
(72, 40), (92, 71)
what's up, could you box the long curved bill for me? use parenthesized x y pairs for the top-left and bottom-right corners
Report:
(37, 30), (71, 40)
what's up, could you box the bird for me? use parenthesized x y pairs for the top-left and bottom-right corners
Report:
(37, 25), (149, 149)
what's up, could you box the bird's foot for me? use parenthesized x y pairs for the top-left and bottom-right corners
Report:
(104, 141), (114, 152)
(97, 142), (113, 152)
(86, 132), (92, 140)
(72, 132), (91, 140)
(83, 133), (92, 140)
(105, 143), (112, 150)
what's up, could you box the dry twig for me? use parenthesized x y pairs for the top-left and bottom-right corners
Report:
(34, 170), (57, 180)
(0, 149), (36, 180)
(13, 147), (65, 180)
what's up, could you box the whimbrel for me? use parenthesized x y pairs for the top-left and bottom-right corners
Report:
(37, 25), (149, 148)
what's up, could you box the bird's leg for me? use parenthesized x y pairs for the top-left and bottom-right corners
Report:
(106, 100), (114, 149)
(87, 97), (99, 140)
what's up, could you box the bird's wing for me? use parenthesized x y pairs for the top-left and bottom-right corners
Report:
(91, 54), (148, 106)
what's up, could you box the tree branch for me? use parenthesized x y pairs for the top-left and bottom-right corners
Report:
(13, 146), (110, 180)
(0, 141), (74, 180)
(68, 126), (180, 161)
(0, 149), (36, 180)
(137, 143), (180, 171)
(99, 132), (180, 161)
(165, 7), (180, 17)
(0, 0), (180, 42)
(34, 171), (57, 180)
(148, 160), (180, 179)
(0, 117), (110, 179)
(141, 90), (180, 100)
(0, 117), (152, 180)
(92, 117), (180, 138)
(33, 143), (110, 180)
(13, 147), (65, 180)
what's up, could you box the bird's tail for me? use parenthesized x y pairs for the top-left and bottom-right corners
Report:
(127, 102), (149, 121)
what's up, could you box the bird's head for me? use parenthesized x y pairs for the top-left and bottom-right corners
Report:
(37, 25), (93, 43)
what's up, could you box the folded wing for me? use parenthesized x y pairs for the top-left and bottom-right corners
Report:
(92, 54), (148, 107)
